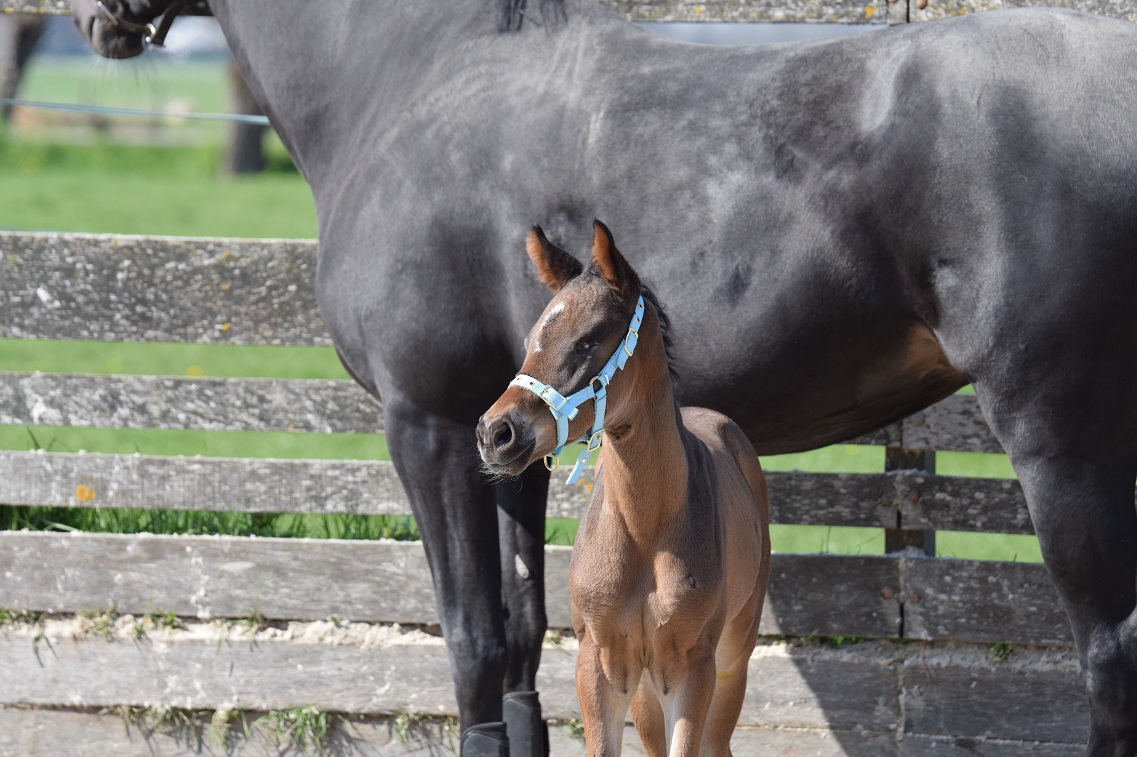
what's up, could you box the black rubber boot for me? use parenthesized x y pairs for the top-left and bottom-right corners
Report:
(503, 691), (550, 757)
(461, 722), (510, 757)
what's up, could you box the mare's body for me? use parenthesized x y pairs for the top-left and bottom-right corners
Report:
(72, 2), (1137, 754)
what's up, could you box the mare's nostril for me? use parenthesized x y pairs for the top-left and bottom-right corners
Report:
(493, 419), (515, 450)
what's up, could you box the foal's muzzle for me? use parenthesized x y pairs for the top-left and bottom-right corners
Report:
(476, 410), (536, 475)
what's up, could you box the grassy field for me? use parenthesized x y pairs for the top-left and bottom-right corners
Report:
(0, 56), (1042, 560)
(4, 57), (316, 237)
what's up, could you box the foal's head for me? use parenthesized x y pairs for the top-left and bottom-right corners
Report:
(477, 221), (666, 478)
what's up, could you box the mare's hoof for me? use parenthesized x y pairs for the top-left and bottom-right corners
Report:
(461, 722), (510, 757)
(504, 691), (549, 757)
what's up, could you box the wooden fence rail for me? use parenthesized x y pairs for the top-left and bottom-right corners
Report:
(7, 0), (1137, 748)
(0, 228), (1085, 753)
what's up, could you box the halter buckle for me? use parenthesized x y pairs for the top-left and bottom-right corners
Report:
(623, 328), (639, 358)
(543, 454), (560, 472)
(586, 430), (604, 453)
(540, 387), (569, 411)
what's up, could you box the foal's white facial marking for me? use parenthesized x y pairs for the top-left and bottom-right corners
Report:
(532, 301), (565, 354)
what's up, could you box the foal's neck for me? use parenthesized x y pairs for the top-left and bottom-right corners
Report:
(598, 317), (688, 543)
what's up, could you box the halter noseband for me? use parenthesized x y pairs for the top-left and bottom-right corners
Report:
(95, 0), (196, 48)
(509, 295), (645, 485)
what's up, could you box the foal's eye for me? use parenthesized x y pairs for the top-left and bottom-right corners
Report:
(576, 339), (598, 353)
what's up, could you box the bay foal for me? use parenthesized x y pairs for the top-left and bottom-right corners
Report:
(478, 222), (771, 756)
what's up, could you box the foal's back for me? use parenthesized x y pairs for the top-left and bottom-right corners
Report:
(681, 406), (771, 607)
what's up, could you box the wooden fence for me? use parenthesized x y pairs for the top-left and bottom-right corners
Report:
(3, 1), (1135, 754)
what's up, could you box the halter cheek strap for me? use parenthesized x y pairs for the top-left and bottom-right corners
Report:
(509, 295), (645, 484)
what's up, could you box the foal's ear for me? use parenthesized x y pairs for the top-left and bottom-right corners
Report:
(527, 226), (583, 292)
(591, 220), (640, 298)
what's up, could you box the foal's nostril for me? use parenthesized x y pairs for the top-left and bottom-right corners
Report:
(493, 419), (515, 450)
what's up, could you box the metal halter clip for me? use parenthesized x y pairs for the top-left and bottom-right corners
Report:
(544, 455), (560, 472)
(586, 430), (604, 453)
(623, 327), (639, 358)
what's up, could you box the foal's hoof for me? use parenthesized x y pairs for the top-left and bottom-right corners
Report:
(504, 691), (549, 757)
(461, 722), (510, 757)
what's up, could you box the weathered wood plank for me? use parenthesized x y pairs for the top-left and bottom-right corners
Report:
(0, 622), (901, 731)
(897, 473), (1032, 534)
(0, 448), (1044, 532)
(0, 708), (899, 757)
(0, 531), (444, 625)
(901, 556), (1071, 646)
(0, 452), (413, 516)
(604, 0), (893, 22)
(767, 469), (897, 528)
(0, 371), (898, 447)
(901, 735), (1085, 757)
(0, 450), (913, 527)
(0, 447), (1047, 534)
(2, 0), (894, 22)
(17, 0), (1137, 23)
(763, 554), (901, 638)
(900, 644), (1088, 743)
(1, 233), (327, 346)
(0, 532), (902, 638)
(901, 394), (1002, 454)
(0, 373), (383, 433)
(0, 0), (67, 11)
(909, 0), (1137, 24)
(0, 370), (989, 455)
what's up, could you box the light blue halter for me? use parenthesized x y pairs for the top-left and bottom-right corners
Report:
(509, 295), (645, 485)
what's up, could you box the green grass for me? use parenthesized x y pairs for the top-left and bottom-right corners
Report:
(0, 144), (316, 237)
(0, 339), (347, 379)
(20, 56), (231, 118)
(5, 57), (316, 237)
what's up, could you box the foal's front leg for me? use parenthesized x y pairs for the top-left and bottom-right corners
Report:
(576, 630), (639, 756)
(661, 642), (716, 757)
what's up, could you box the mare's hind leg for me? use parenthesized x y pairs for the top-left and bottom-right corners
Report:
(975, 382), (1137, 756)
(383, 391), (509, 750)
(498, 466), (551, 757)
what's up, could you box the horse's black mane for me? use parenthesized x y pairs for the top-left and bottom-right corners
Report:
(498, 0), (568, 33)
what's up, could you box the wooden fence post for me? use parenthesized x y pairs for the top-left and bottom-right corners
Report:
(885, 444), (936, 555)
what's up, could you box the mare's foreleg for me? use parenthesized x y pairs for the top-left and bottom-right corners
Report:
(498, 465), (551, 757)
(385, 394), (509, 755)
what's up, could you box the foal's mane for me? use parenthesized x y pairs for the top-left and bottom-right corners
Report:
(637, 283), (682, 391)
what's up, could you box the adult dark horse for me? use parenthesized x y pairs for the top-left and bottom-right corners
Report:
(70, 1), (1137, 755)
